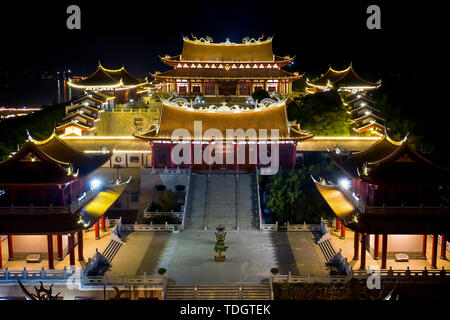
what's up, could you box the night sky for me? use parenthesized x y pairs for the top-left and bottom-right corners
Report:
(0, 1), (445, 106)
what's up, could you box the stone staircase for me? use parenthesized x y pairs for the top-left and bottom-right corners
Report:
(165, 284), (271, 300)
(185, 172), (257, 230)
(102, 240), (123, 263)
(318, 239), (336, 262)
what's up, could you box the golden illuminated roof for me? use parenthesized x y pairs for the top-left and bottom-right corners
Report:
(68, 63), (146, 89)
(308, 64), (381, 89)
(134, 102), (313, 141)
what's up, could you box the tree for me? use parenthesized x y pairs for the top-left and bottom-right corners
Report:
(264, 153), (342, 224)
(287, 90), (352, 136)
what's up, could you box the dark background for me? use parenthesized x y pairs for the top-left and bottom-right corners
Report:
(0, 1), (444, 106)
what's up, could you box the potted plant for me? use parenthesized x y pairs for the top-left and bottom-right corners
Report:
(157, 268), (167, 275)
(214, 240), (228, 262)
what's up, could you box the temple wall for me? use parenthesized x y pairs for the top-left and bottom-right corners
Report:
(11, 235), (70, 259)
(368, 234), (423, 259)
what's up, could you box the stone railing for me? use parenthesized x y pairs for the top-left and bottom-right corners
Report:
(352, 266), (450, 279)
(261, 222), (278, 231)
(121, 222), (181, 232)
(0, 267), (73, 281)
(271, 273), (350, 285)
(0, 205), (70, 215)
(255, 168), (263, 230)
(82, 272), (167, 288)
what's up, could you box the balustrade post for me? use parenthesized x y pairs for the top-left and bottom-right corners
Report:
(40, 267), (45, 278)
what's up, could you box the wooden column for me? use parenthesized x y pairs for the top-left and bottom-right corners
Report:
(340, 225), (346, 239)
(381, 234), (388, 269)
(440, 235), (447, 260)
(95, 221), (100, 240)
(101, 215), (106, 232)
(0, 238), (3, 269)
(374, 234), (380, 260)
(68, 234), (75, 266)
(353, 232), (359, 260)
(7, 235), (14, 261)
(422, 235), (427, 259)
(335, 219), (341, 232)
(431, 234), (438, 269)
(47, 235), (54, 269)
(57, 235), (63, 260)
(77, 231), (84, 261)
(360, 233), (367, 270)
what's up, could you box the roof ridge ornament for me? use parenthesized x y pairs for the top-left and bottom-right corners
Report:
(189, 33), (213, 44)
(242, 34), (271, 44)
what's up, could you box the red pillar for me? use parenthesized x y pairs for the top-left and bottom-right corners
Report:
(353, 232), (359, 260)
(95, 221), (100, 240)
(68, 234), (75, 266)
(360, 233), (367, 270)
(77, 230), (84, 261)
(0, 238), (2, 269)
(374, 234), (380, 260)
(335, 219), (341, 232)
(381, 234), (388, 269)
(57, 235), (63, 260)
(431, 234), (438, 269)
(47, 235), (54, 269)
(440, 235), (447, 260)
(340, 225), (346, 239)
(422, 235), (427, 259)
(7, 235), (14, 261)
(101, 215), (106, 232)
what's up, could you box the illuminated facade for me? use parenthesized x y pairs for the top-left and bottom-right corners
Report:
(134, 97), (313, 170)
(306, 63), (381, 94)
(314, 134), (450, 269)
(56, 104), (104, 136)
(67, 63), (148, 104)
(344, 94), (385, 136)
(0, 132), (129, 269)
(153, 35), (301, 97)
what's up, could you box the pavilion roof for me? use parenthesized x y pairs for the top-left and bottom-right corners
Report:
(313, 178), (450, 234)
(134, 102), (313, 141)
(0, 179), (130, 234)
(69, 63), (146, 88)
(308, 64), (381, 89)
(330, 134), (450, 185)
(0, 132), (111, 184)
(152, 68), (301, 80)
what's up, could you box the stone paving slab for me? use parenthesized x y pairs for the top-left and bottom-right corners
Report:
(107, 230), (327, 285)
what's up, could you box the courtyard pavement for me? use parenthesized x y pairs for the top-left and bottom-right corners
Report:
(106, 230), (328, 285)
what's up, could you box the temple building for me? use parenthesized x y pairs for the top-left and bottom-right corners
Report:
(0, 132), (129, 269)
(153, 35), (301, 97)
(68, 63), (148, 105)
(345, 94), (385, 136)
(306, 63), (381, 95)
(313, 134), (450, 270)
(56, 104), (104, 136)
(134, 97), (313, 170)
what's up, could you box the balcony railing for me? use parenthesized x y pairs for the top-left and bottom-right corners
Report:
(0, 205), (70, 215)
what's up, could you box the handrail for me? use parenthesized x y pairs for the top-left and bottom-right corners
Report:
(70, 187), (101, 213)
